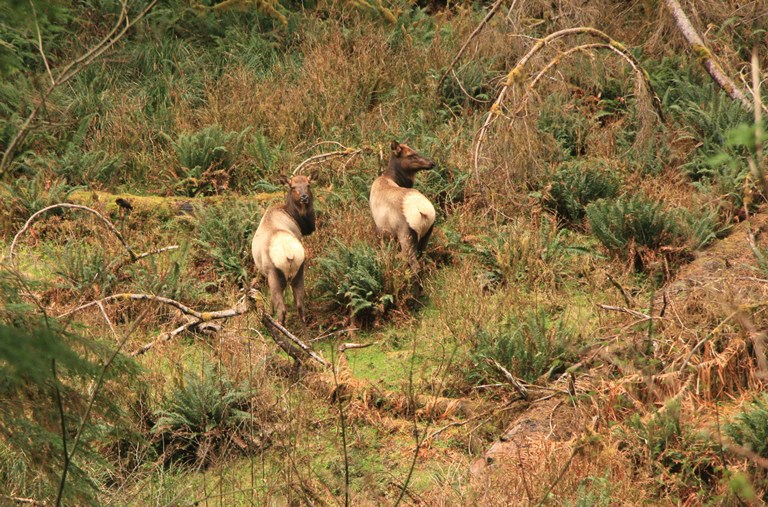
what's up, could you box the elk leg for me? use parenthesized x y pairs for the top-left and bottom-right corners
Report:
(417, 224), (434, 256)
(267, 268), (288, 325)
(290, 263), (306, 323)
(399, 228), (420, 273)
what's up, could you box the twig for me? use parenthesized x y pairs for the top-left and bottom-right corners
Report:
(52, 360), (69, 507)
(0, 495), (43, 505)
(487, 358), (529, 400)
(597, 304), (652, 321)
(338, 342), (376, 353)
(29, 0), (54, 85)
(534, 440), (587, 507)
(292, 146), (364, 175)
(60, 293), (246, 321)
(437, 0), (506, 91)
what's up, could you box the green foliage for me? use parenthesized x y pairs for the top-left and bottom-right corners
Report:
(153, 363), (254, 467)
(538, 94), (593, 159)
(192, 200), (261, 287)
(438, 60), (494, 116)
(47, 241), (116, 298)
(125, 244), (211, 306)
(616, 401), (718, 493)
(0, 270), (139, 504)
(725, 394), (768, 459)
(475, 218), (592, 290)
(171, 125), (247, 196)
(677, 205), (730, 252)
(586, 195), (684, 267)
(0, 173), (75, 230)
(469, 309), (576, 383)
(544, 159), (621, 224)
(313, 241), (395, 323)
(420, 163), (468, 212)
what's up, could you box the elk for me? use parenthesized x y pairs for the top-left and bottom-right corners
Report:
(369, 140), (436, 271)
(252, 175), (316, 325)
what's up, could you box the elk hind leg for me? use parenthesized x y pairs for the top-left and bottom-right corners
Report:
(290, 263), (306, 323)
(267, 268), (288, 325)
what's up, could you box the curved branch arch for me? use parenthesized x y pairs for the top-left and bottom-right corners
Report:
(472, 27), (663, 178)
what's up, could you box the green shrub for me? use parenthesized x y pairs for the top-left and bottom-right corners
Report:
(725, 394), (768, 459)
(171, 125), (248, 196)
(47, 241), (116, 298)
(616, 400), (719, 494)
(153, 363), (254, 467)
(192, 200), (261, 287)
(469, 309), (576, 383)
(475, 218), (592, 290)
(586, 195), (684, 268)
(544, 159), (621, 224)
(313, 241), (396, 323)
(538, 94), (593, 159)
(0, 173), (76, 230)
(438, 60), (495, 116)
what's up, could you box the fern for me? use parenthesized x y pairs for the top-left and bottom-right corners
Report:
(545, 159), (621, 224)
(725, 395), (768, 459)
(314, 241), (394, 322)
(153, 363), (254, 467)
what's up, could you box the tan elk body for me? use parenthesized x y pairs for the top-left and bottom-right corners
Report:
(252, 175), (315, 325)
(369, 141), (436, 270)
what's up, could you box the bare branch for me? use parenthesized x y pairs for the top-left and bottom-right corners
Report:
(29, 0), (54, 85)
(597, 304), (653, 321)
(262, 312), (331, 367)
(61, 292), (247, 321)
(292, 146), (364, 175)
(437, 0), (506, 91)
(473, 27), (661, 178)
(488, 358), (529, 400)
(0, 0), (159, 177)
(338, 342), (376, 353)
(9, 203), (137, 264)
(664, 0), (764, 114)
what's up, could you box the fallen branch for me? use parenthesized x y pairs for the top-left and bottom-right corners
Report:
(338, 342), (376, 353)
(488, 358), (529, 400)
(61, 292), (246, 321)
(262, 312), (331, 367)
(664, 0), (764, 114)
(597, 304), (652, 321)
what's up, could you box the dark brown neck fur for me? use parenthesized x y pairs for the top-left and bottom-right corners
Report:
(283, 197), (316, 236)
(384, 157), (416, 189)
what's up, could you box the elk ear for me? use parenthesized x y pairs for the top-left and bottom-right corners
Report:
(308, 169), (319, 183)
(390, 140), (402, 156)
(278, 174), (290, 186)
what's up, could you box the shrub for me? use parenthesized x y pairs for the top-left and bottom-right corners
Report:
(47, 241), (116, 299)
(586, 195), (685, 269)
(474, 218), (592, 290)
(192, 200), (262, 287)
(469, 309), (576, 384)
(438, 60), (495, 116)
(544, 159), (621, 224)
(153, 363), (254, 467)
(171, 125), (248, 196)
(538, 94), (593, 159)
(615, 400), (719, 494)
(313, 241), (396, 324)
(725, 394), (768, 460)
(0, 173), (75, 232)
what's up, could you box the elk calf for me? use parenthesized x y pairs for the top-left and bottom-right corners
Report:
(369, 141), (436, 271)
(252, 175), (316, 325)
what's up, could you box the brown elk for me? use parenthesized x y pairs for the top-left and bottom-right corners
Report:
(252, 175), (316, 325)
(369, 141), (436, 271)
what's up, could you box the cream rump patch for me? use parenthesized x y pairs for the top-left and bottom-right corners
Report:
(402, 191), (436, 240)
(268, 231), (305, 279)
